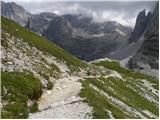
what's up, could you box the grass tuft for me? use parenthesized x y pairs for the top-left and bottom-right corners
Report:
(1, 71), (42, 119)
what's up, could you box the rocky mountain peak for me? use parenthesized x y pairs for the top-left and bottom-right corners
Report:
(41, 15), (73, 44)
(1, 1), (31, 25)
(128, 2), (159, 78)
(128, 9), (147, 43)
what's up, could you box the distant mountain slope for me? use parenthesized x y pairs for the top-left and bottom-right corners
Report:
(26, 12), (57, 35)
(106, 37), (144, 60)
(1, 1), (132, 61)
(1, 16), (158, 119)
(41, 14), (132, 61)
(63, 14), (132, 35)
(1, 1), (31, 25)
(128, 3), (159, 78)
(106, 9), (151, 60)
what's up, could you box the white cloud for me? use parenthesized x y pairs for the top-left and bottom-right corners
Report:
(3, 0), (156, 27)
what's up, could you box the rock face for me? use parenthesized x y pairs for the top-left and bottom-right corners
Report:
(41, 14), (132, 61)
(63, 14), (132, 35)
(1, 1), (31, 25)
(1, 1), (132, 61)
(27, 13), (132, 61)
(42, 16), (73, 44)
(128, 3), (159, 78)
(128, 9), (147, 43)
(26, 12), (56, 35)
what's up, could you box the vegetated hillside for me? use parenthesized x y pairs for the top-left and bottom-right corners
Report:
(85, 59), (159, 118)
(1, 16), (90, 119)
(1, 17), (159, 119)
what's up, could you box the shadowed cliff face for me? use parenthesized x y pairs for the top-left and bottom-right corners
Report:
(128, 9), (148, 43)
(1, 1), (31, 26)
(128, 3), (159, 78)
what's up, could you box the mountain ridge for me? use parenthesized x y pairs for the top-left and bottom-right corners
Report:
(128, 2), (159, 78)
(1, 1), (132, 61)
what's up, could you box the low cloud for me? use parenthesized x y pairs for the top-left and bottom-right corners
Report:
(4, 0), (158, 27)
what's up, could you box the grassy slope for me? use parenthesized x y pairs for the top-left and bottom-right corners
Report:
(94, 61), (158, 89)
(1, 16), (159, 119)
(1, 16), (87, 119)
(80, 60), (159, 119)
(1, 72), (42, 119)
(1, 16), (87, 71)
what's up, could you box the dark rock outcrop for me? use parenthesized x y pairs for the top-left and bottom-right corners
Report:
(128, 3), (159, 78)
(1, 1), (31, 25)
(128, 9), (147, 43)
(26, 12), (57, 34)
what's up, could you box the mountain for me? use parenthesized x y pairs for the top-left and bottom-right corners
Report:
(128, 3), (159, 78)
(128, 9), (148, 43)
(107, 9), (152, 60)
(63, 14), (132, 35)
(27, 13), (132, 61)
(1, 16), (158, 119)
(1, 1), (132, 61)
(41, 14), (132, 61)
(26, 12), (57, 35)
(1, 1), (31, 25)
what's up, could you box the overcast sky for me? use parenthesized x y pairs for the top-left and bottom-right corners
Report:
(3, 0), (158, 27)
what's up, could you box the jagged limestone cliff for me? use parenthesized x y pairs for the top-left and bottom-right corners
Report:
(128, 3), (159, 78)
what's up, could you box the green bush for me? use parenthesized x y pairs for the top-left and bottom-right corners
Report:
(1, 72), (42, 118)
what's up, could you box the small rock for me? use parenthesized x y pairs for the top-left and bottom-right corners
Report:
(3, 86), (7, 95)
(47, 90), (52, 95)
(27, 100), (33, 107)
(7, 62), (12, 65)
(56, 87), (62, 90)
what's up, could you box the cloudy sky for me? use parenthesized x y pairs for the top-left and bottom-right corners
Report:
(3, 0), (157, 27)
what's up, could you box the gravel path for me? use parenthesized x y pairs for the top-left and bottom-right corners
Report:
(29, 75), (93, 119)
(37, 76), (83, 110)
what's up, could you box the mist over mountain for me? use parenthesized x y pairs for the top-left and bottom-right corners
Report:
(1, 1), (133, 61)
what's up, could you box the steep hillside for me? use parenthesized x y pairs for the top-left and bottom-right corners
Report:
(87, 59), (158, 118)
(1, 16), (91, 118)
(1, 17), (158, 119)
